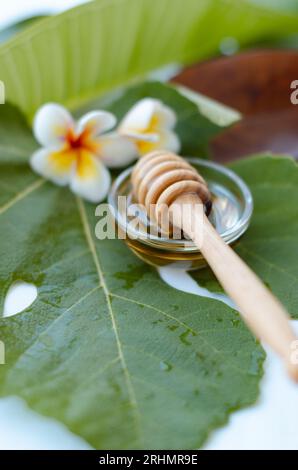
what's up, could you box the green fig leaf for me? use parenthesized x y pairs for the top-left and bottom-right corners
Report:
(0, 102), (264, 449)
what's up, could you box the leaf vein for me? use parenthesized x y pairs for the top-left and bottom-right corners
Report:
(111, 293), (254, 376)
(76, 196), (143, 447)
(0, 178), (45, 215)
(238, 245), (298, 283)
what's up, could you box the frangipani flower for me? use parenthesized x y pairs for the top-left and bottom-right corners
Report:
(30, 103), (137, 202)
(118, 98), (180, 155)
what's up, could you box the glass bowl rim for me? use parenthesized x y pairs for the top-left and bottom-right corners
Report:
(108, 157), (253, 251)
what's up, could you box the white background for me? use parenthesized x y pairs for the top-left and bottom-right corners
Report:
(0, 0), (298, 451)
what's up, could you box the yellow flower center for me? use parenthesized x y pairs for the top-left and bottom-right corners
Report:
(135, 114), (161, 154)
(49, 127), (99, 179)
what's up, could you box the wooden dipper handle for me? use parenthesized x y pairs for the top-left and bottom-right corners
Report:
(132, 151), (298, 382)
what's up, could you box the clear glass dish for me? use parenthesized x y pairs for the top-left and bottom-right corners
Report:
(108, 158), (253, 270)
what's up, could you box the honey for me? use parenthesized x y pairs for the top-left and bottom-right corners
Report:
(125, 235), (207, 270)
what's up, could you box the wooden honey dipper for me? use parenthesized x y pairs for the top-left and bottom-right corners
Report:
(131, 150), (298, 381)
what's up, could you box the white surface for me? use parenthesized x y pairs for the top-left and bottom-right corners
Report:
(3, 281), (37, 318)
(0, 396), (91, 450)
(1, 0), (298, 452)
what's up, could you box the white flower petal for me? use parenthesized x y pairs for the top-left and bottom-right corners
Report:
(70, 151), (111, 202)
(30, 148), (76, 186)
(76, 111), (116, 137)
(119, 98), (156, 133)
(134, 130), (180, 156)
(33, 103), (74, 149)
(119, 131), (159, 143)
(98, 133), (138, 168)
(161, 130), (181, 153)
(154, 102), (177, 129)
(119, 98), (177, 134)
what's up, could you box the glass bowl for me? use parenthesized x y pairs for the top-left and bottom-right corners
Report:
(108, 157), (253, 270)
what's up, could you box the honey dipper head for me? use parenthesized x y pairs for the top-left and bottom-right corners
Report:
(131, 150), (212, 219)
